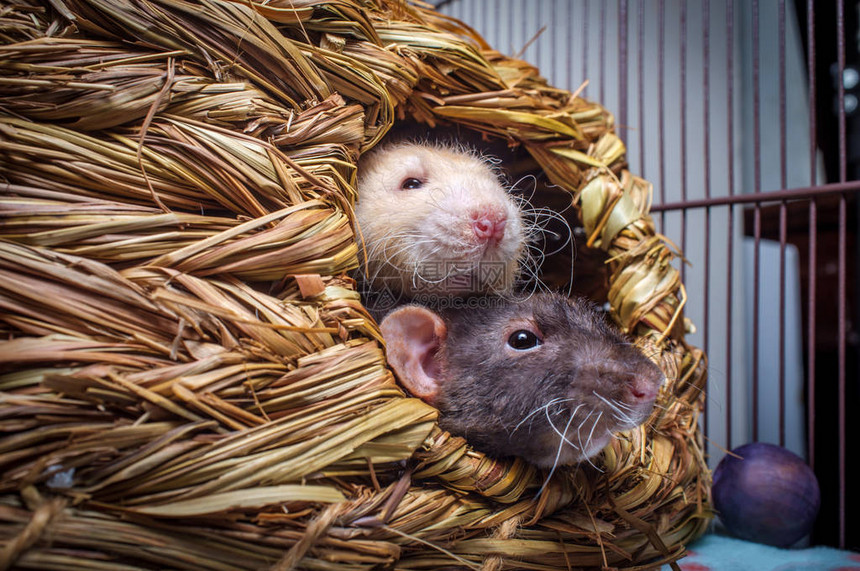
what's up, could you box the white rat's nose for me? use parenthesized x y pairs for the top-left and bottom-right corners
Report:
(471, 208), (508, 245)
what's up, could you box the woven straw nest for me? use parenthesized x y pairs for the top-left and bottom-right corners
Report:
(0, 1), (711, 569)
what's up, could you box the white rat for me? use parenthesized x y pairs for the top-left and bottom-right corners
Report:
(354, 141), (527, 303)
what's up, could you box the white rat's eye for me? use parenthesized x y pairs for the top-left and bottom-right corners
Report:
(401, 177), (423, 190)
(507, 329), (542, 350)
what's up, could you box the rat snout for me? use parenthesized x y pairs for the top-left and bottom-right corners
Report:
(627, 374), (659, 404)
(470, 207), (508, 245)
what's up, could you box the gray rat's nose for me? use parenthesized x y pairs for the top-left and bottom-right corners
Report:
(628, 375), (659, 403)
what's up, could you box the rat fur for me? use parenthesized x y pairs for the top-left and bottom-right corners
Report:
(380, 292), (664, 469)
(355, 141), (528, 303)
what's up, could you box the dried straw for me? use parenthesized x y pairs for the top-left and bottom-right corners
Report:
(0, 0), (711, 569)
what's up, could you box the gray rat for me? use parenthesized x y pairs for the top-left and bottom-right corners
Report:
(354, 141), (527, 301)
(380, 292), (664, 468)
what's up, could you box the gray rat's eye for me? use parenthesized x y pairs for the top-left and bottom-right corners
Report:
(508, 330), (542, 350)
(401, 177), (423, 190)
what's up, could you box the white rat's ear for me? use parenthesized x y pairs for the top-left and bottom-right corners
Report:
(380, 305), (448, 404)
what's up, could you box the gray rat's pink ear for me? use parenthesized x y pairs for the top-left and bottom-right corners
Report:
(380, 305), (448, 404)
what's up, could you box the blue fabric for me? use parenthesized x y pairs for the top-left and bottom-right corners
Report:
(661, 533), (860, 571)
